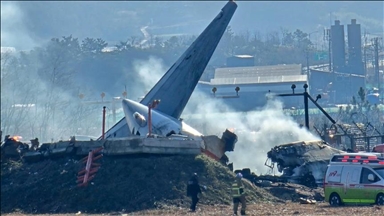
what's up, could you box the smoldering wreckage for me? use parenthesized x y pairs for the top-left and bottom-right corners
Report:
(0, 132), (349, 188)
(1, 1), (382, 213)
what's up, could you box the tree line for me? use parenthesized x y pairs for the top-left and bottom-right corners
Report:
(1, 27), (329, 142)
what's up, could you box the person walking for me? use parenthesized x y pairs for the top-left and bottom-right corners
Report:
(232, 173), (246, 215)
(187, 173), (202, 212)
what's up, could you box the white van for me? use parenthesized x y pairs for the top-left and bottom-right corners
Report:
(324, 153), (384, 206)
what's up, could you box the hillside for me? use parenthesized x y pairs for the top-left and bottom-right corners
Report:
(2, 153), (383, 215)
(1, 154), (279, 214)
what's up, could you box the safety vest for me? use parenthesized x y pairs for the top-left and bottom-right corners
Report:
(232, 181), (244, 198)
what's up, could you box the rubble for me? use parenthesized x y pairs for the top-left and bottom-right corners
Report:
(299, 197), (317, 204)
(1, 130), (237, 165)
(266, 140), (345, 186)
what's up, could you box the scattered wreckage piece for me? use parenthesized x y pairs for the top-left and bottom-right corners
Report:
(202, 129), (237, 161)
(299, 197), (317, 204)
(234, 169), (288, 184)
(266, 140), (345, 186)
(232, 168), (325, 202)
(234, 167), (320, 190)
(1, 136), (30, 160)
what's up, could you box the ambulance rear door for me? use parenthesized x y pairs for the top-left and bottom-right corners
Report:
(340, 166), (362, 203)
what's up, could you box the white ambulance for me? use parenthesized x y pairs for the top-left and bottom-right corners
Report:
(324, 153), (384, 206)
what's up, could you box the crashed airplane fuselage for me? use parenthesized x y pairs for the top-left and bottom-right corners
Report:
(122, 99), (203, 138)
(102, 0), (238, 139)
(266, 140), (345, 186)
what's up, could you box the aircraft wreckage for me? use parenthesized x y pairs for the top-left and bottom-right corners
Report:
(2, 0), (377, 190)
(265, 140), (345, 186)
(1, 1), (239, 163)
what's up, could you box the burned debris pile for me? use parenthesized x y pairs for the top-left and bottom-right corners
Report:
(265, 140), (345, 186)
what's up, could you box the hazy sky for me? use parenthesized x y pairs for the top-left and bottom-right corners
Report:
(1, 1), (383, 50)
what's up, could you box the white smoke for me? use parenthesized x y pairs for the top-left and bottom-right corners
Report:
(185, 90), (320, 175)
(1, 2), (40, 50)
(131, 56), (167, 100)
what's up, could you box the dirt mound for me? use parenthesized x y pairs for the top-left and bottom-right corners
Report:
(1, 154), (280, 214)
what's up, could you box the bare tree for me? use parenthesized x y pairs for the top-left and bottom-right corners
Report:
(32, 35), (81, 141)
(1, 51), (38, 138)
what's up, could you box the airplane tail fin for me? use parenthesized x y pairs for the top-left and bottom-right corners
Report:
(141, 0), (237, 119)
(102, 1), (237, 139)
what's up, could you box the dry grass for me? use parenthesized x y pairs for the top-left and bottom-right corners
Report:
(3, 202), (383, 216)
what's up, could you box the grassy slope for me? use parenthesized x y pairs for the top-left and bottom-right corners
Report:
(1, 154), (279, 214)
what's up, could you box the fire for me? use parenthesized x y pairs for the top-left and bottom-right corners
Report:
(12, 135), (22, 142)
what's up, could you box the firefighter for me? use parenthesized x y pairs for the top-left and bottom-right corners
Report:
(232, 173), (246, 215)
(187, 173), (202, 212)
(30, 138), (40, 151)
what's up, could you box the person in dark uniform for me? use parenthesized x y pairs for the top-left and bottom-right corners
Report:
(30, 138), (40, 151)
(187, 173), (202, 212)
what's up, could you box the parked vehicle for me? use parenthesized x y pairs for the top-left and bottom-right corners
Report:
(372, 144), (384, 153)
(324, 153), (384, 206)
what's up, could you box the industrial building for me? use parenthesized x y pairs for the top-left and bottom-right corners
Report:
(196, 64), (307, 111)
(310, 19), (366, 103)
(196, 19), (370, 111)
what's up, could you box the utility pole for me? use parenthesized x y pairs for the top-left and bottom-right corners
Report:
(363, 30), (367, 77)
(328, 12), (333, 72)
(306, 51), (310, 76)
(326, 28), (332, 72)
(306, 31), (318, 77)
(303, 84), (309, 129)
(373, 37), (379, 90)
(102, 106), (106, 140)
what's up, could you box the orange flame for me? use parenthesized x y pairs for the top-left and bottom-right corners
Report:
(227, 128), (235, 133)
(12, 136), (22, 142)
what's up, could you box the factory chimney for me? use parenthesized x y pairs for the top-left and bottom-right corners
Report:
(347, 19), (364, 75)
(331, 20), (346, 72)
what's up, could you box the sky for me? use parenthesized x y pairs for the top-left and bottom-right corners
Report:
(1, 1), (383, 50)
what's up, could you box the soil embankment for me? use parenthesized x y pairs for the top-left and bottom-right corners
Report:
(1, 154), (280, 214)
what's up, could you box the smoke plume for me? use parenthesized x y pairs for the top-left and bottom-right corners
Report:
(1, 2), (40, 50)
(130, 56), (167, 100)
(185, 90), (320, 175)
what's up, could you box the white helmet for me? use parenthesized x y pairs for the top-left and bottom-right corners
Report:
(236, 173), (243, 179)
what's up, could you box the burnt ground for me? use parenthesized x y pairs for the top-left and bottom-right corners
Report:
(1, 154), (291, 214)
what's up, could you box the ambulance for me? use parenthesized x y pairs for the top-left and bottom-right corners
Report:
(373, 144), (384, 153)
(324, 153), (384, 206)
